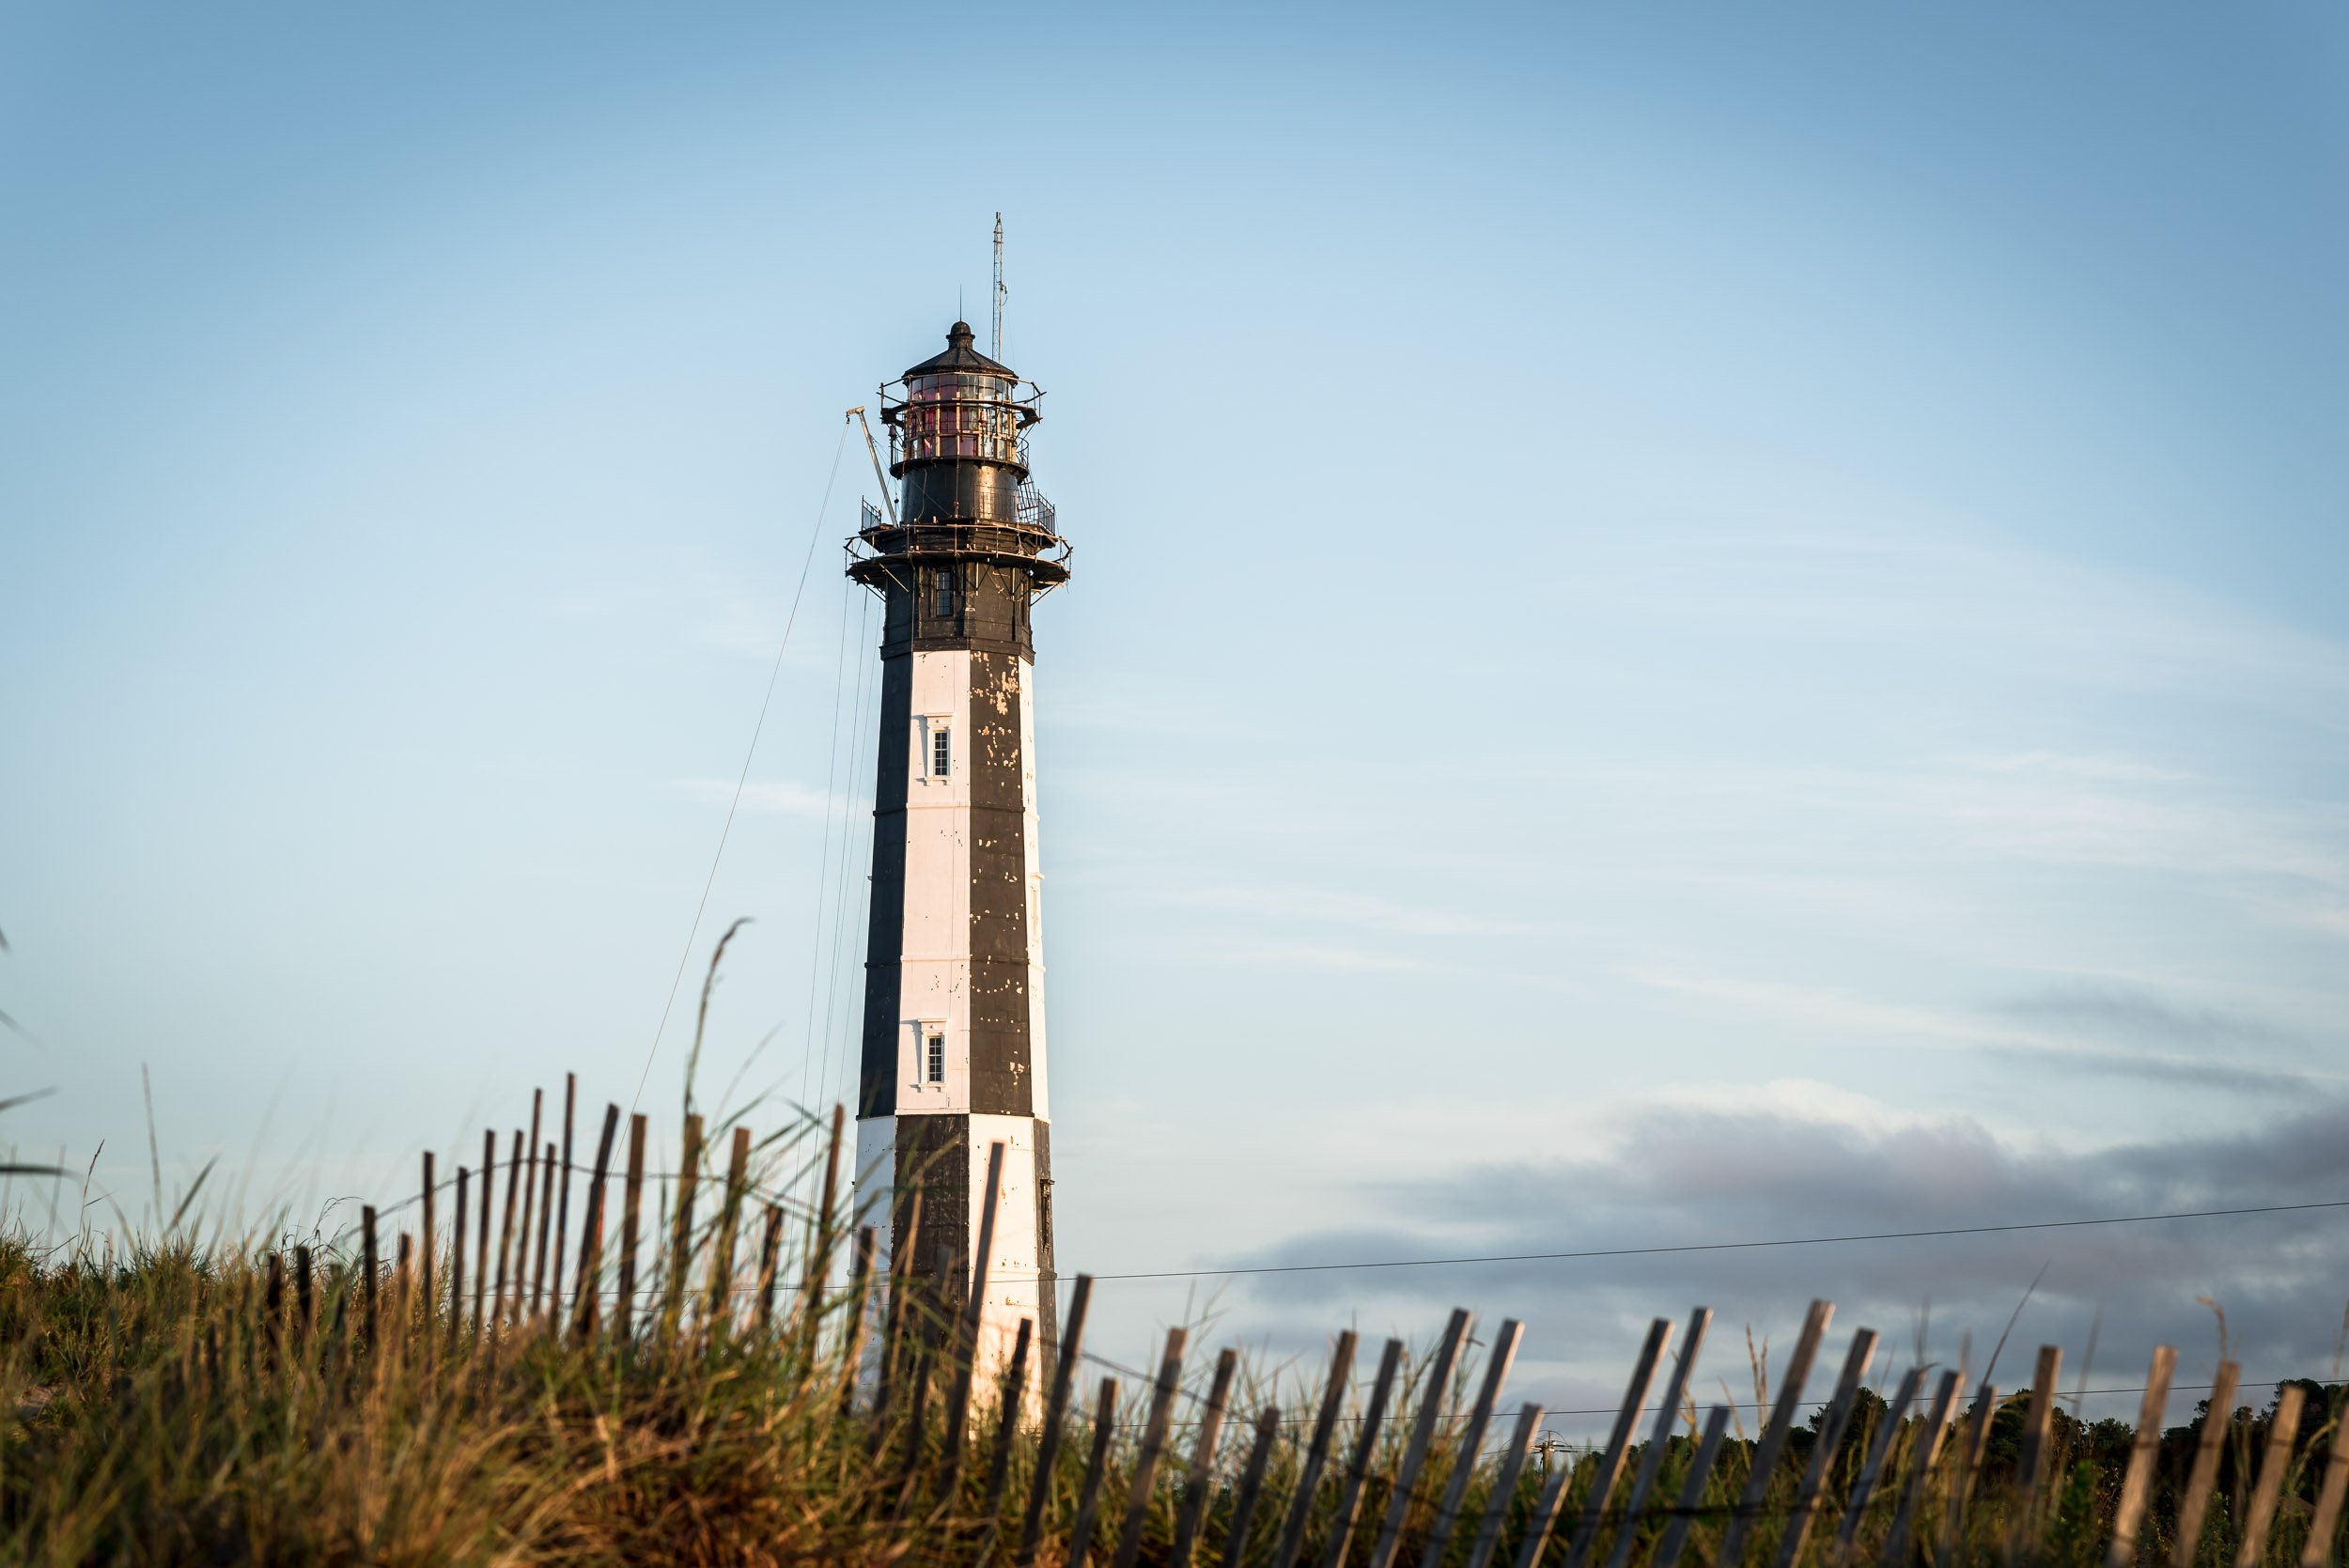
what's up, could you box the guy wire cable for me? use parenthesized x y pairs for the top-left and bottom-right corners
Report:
(630, 422), (850, 1117)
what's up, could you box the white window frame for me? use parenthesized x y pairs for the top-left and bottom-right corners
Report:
(915, 715), (952, 784)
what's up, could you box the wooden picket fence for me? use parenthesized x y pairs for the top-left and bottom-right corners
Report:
(242, 1076), (2349, 1568)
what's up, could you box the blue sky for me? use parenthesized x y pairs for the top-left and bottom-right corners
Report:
(4, 3), (2346, 1427)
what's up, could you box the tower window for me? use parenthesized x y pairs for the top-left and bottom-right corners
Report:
(932, 569), (955, 617)
(926, 1032), (945, 1083)
(931, 726), (951, 779)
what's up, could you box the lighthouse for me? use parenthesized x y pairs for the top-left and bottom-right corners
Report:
(850, 321), (1068, 1368)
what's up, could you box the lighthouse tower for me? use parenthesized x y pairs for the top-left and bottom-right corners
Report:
(850, 322), (1068, 1366)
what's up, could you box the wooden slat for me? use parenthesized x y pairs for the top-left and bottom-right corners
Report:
(1649, 1405), (1735, 1568)
(2235, 1383), (2306, 1568)
(1881, 1369), (1962, 1567)
(2298, 1381), (2349, 1568)
(420, 1152), (437, 1349)
(707, 1124), (752, 1330)
(519, 1090), (542, 1317)
(294, 1245), (316, 1349)
(1277, 1329), (1361, 1568)
(448, 1166), (468, 1358)
(1112, 1327), (1191, 1568)
(663, 1112), (704, 1340)
(984, 1316), (1038, 1521)
(873, 1191), (924, 1434)
(809, 1103), (845, 1317)
(361, 1205), (379, 1345)
(1560, 1317), (1674, 1568)
(1772, 1327), (1878, 1568)
(1366, 1308), (1473, 1568)
(2104, 1345), (2176, 1568)
(1063, 1377), (1121, 1568)
(1605, 1308), (1716, 1568)
(474, 1130), (494, 1337)
(550, 1073), (576, 1324)
(1174, 1347), (1243, 1568)
(1464, 1403), (1546, 1568)
(492, 1129), (522, 1329)
(1319, 1339), (1406, 1568)
(1221, 1405), (1284, 1568)
(2015, 1343), (2063, 1554)
(1940, 1381), (1999, 1560)
(1715, 1299), (1833, 1568)
(1829, 1365), (1923, 1565)
(2170, 1360), (2241, 1568)
(531, 1141), (556, 1319)
(1423, 1319), (1525, 1568)
(754, 1203), (784, 1332)
(615, 1115), (646, 1339)
(838, 1226), (877, 1419)
(1018, 1271), (1096, 1567)
(568, 1103), (620, 1343)
(943, 1140), (1010, 1488)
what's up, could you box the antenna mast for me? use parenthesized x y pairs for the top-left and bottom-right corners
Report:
(991, 212), (1004, 360)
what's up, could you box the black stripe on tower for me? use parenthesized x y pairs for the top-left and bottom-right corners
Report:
(967, 646), (1034, 1115)
(887, 1114), (1058, 1350)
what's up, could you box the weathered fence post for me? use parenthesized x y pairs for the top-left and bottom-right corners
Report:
(1056, 1377), (1118, 1568)
(1278, 1329), (1360, 1568)
(663, 1111), (703, 1340)
(520, 1088), (543, 1315)
(1606, 1308), (1716, 1568)
(1425, 1320), (1525, 1568)
(2014, 1343), (2063, 1556)
(1465, 1403), (1547, 1568)
(942, 1140), (1010, 1498)
(1882, 1370), (1962, 1567)
(568, 1103), (619, 1343)
(984, 1316), (1038, 1521)
(708, 1124), (752, 1332)
(360, 1205), (379, 1345)
(448, 1166), (468, 1358)
(1773, 1327), (1879, 1568)
(1716, 1299), (1833, 1568)
(420, 1152), (437, 1352)
(474, 1129), (494, 1338)
(551, 1073), (576, 1326)
(2104, 1346), (2176, 1568)
(1018, 1271), (1095, 1566)
(2170, 1361), (2241, 1568)
(1367, 1308), (1473, 1568)
(839, 1226), (877, 1418)
(2235, 1383), (2306, 1568)
(809, 1103), (845, 1317)
(1221, 1405), (1284, 1568)
(1941, 1380), (1999, 1560)
(755, 1203), (784, 1332)
(1830, 1364), (1923, 1566)
(1173, 1346), (1243, 1568)
(532, 1141), (556, 1319)
(2300, 1382), (2349, 1568)
(1320, 1339), (1406, 1568)
(492, 1129), (521, 1329)
(1112, 1327), (1190, 1568)
(1559, 1317), (1674, 1568)
(1650, 1405), (1736, 1568)
(615, 1113), (646, 1340)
